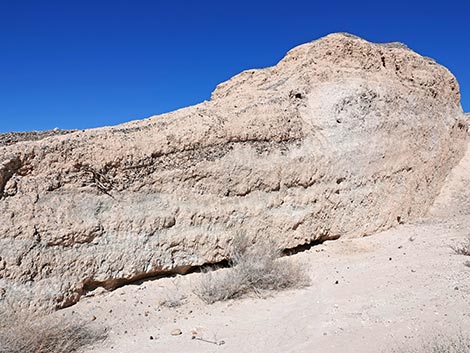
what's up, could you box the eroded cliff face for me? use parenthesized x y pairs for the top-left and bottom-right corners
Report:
(0, 33), (467, 311)
(429, 112), (470, 217)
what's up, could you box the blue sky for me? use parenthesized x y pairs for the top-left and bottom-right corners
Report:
(0, 0), (469, 132)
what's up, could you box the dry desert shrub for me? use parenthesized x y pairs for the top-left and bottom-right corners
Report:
(159, 280), (187, 308)
(159, 290), (187, 308)
(193, 269), (245, 304)
(0, 307), (106, 353)
(194, 235), (310, 304)
(390, 333), (470, 353)
(450, 236), (470, 256)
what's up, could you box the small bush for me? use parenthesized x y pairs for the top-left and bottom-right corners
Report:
(450, 237), (470, 256)
(0, 311), (106, 353)
(194, 235), (310, 304)
(390, 333), (470, 353)
(159, 292), (187, 308)
(159, 280), (187, 308)
(193, 269), (246, 304)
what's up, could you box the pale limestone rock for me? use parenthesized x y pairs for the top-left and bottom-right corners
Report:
(0, 33), (467, 312)
(429, 113), (470, 217)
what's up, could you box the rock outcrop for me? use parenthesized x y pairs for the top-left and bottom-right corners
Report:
(0, 33), (467, 312)
(0, 129), (77, 148)
(429, 113), (470, 217)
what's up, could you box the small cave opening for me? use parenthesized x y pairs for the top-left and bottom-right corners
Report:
(289, 90), (303, 100)
(457, 122), (467, 131)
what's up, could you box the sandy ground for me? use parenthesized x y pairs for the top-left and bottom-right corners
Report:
(55, 214), (469, 353)
(58, 141), (470, 353)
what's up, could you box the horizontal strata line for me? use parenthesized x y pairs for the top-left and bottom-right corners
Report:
(65, 234), (334, 310)
(44, 137), (305, 193)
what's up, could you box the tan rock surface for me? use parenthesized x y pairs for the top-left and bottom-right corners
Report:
(0, 33), (467, 312)
(429, 113), (470, 217)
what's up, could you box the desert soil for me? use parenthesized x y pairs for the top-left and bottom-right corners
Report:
(60, 213), (470, 353)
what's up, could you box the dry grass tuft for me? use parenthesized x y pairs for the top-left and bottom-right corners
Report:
(159, 292), (187, 308)
(0, 308), (106, 353)
(194, 235), (310, 304)
(159, 280), (187, 308)
(193, 268), (247, 304)
(450, 237), (470, 256)
(390, 333), (470, 353)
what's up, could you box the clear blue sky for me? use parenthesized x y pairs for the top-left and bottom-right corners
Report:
(0, 0), (469, 132)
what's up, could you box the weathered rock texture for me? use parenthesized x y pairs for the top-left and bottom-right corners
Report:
(0, 33), (467, 312)
(429, 113), (470, 217)
(0, 129), (77, 147)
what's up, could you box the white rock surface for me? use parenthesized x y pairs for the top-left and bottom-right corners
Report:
(0, 33), (467, 311)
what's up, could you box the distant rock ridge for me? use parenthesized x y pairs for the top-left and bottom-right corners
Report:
(0, 33), (467, 312)
(0, 129), (77, 147)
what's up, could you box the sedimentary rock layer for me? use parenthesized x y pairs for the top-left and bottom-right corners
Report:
(0, 33), (467, 311)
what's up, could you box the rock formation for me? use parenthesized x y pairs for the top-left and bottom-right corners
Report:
(429, 112), (470, 217)
(0, 33), (467, 312)
(0, 129), (76, 148)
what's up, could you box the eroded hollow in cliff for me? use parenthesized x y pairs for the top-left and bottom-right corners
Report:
(76, 235), (336, 308)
